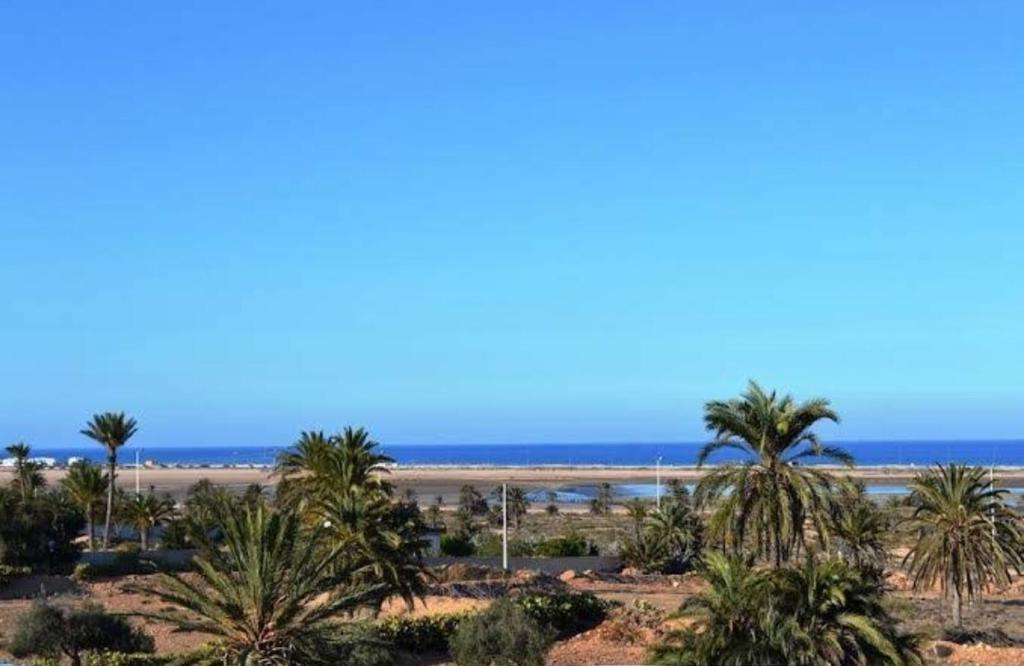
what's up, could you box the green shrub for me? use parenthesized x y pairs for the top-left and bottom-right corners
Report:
(514, 592), (609, 639)
(533, 534), (595, 557)
(10, 601), (154, 665)
(0, 564), (31, 588)
(440, 533), (475, 557)
(450, 599), (552, 666)
(377, 612), (473, 652)
(83, 652), (174, 666)
(474, 533), (534, 557)
(72, 562), (93, 582)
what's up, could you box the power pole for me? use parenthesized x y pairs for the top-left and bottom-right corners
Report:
(502, 483), (508, 571)
(135, 450), (141, 495)
(656, 456), (662, 510)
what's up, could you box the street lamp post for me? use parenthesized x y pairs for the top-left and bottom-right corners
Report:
(656, 456), (663, 510)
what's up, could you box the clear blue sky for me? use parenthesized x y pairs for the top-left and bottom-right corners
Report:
(2, 3), (1022, 447)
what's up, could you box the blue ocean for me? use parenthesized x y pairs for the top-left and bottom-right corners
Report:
(26, 440), (1024, 468)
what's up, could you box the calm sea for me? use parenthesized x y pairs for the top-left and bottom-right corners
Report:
(24, 440), (1024, 468)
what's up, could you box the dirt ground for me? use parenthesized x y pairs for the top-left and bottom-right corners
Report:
(4, 570), (1024, 665)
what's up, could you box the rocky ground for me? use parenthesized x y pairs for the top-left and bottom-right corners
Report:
(3, 568), (1024, 665)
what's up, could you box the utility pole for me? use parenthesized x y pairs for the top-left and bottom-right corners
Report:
(135, 450), (141, 495)
(502, 483), (508, 571)
(656, 456), (663, 510)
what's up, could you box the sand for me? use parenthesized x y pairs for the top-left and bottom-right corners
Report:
(35, 464), (1024, 502)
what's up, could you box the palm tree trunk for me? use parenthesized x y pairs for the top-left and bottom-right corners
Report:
(952, 583), (963, 627)
(86, 508), (95, 551)
(103, 453), (116, 549)
(141, 526), (149, 551)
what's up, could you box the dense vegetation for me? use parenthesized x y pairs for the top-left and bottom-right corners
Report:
(2, 387), (1024, 664)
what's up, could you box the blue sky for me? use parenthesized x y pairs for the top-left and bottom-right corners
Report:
(2, 3), (1022, 447)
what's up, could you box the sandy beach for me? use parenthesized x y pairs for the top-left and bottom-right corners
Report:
(35, 464), (1024, 502)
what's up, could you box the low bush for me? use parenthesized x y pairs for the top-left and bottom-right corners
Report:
(474, 533), (534, 557)
(439, 533), (475, 557)
(83, 652), (174, 666)
(0, 564), (31, 589)
(450, 599), (552, 666)
(10, 601), (154, 665)
(377, 612), (474, 653)
(514, 592), (609, 639)
(533, 534), (595, 557)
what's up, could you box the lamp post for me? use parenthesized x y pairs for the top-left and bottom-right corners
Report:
(502, 483), (508, 571)
(656, 456), (663, 510)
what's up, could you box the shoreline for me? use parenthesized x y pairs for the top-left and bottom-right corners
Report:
(30, 464), (1024, 501)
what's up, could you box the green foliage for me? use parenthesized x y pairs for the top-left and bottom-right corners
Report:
(622, 501), (703, 574)
(80, 411), (138, 550)
(275, 427), (431, 609)
(440, 533), (476, 556)
(695, 381), (850, 565)
(72, 562), (93, 581)
(62, 461), (109, 551)
(11, 601), (154, 666)
(473, 532), (533, 557)
(650, 553), (921, 666)
(377, 612), (473, 653)
(137, 502), (387, 664)
(0, 486), (84, 569)
(118, 488), (176, 550)
(450, 599), (552, 666)
(831, 481), (889, 569)
(82, 653), (174, 666)
(903, 463), (1024, 627)
(0, 564), (31, 588)
(514, 592), (609, 640)
(533, 534), (594, 557)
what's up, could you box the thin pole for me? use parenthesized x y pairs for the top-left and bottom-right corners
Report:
(656, 456), (662, 510)
(135, 450), (141, 495)
(991, 464), (996, 539)
(502, 483), (508, 571)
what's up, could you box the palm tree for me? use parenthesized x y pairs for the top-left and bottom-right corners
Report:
(650, 552), (771, 665)
(138, 502), (386, 664)
(80, 412), (138, 549)
(694, 381), (850, 565)
(647, 500), (703, 571)
(903, 464), (1024, 626)
(61, 461), (109, 550)
(831, 484), (889, 570)
(651, 552), (921, 665)
(275, 427), (429, 610)
(493, 486), (530, 529)
(121, 488), (175, 550)
(5, 442), (44, 503)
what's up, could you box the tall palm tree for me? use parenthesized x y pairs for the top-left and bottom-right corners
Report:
(80, 412), (138, 549)
(61, 461), (109, 550)
(651, 552), (921, 665)
(694, 381), (851, 565)
(5, 442), (44, 503)
(121, 488), (176, 550)
(903, 464), (1024, 626)
(138, 502), (386, 664)
(275, 427), (429, 610)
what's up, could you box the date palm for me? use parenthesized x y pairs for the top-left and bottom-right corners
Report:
(139, 502), (386, 664)
(831, 483), (889, 570)
(61, 461), (109, 550)
(276, 427), (428, 610)
(903, 464), (1024, 626)
(651, 552), (921, 665)
(6, 442), (45, 503)
(694, 381), (850, 565)
(121, 488), (175, 550)
(80, 412), (138, 549)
